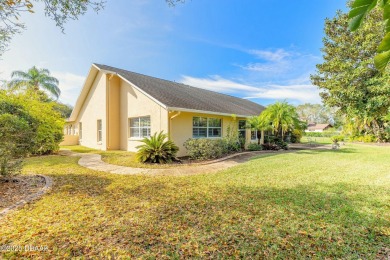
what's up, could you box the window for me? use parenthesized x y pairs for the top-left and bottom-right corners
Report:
(193, 117), (222, 138)
(129, 116), (151, 138)
(97, 120), (102, 142)
(251, 130), (257, 140)
(238, 120), (246, 139)
(69, 125), (73, 135)
(79, 122), (82, 140)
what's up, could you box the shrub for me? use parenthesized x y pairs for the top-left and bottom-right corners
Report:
(363, 134), (376, 143)
(331, 135), (344, 143)
(275, 140), (289, 150)
(183, 138), (228, 160)
(136, 131), (179, 164)
(290, 129), (303, 143)
(247, 143), (262, 151)
(261, 143), (279, 150)
(0, 90), (64, 155)
(0, 107), (37, 179)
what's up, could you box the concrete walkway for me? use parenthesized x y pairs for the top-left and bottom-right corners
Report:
(60, 144), (331, 176)
(60, 150), (275, 176)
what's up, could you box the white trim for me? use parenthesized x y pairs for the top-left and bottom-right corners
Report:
(68, 66), (99, 122)
(168, 107), (253, 118)
(96, 69), (168, 109)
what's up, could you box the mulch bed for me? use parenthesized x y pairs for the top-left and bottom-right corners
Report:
(0, 175), (45, 211)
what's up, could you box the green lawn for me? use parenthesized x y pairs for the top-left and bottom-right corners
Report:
(301, 136), (333, 145)
(1, 144), (389, 258)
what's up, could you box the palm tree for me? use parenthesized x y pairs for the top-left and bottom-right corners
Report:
(259, 101), (302, 139)
(8, 66), (61, 99)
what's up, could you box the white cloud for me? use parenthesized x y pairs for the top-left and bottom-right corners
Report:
(248, 48), (291, 62)
(240, 61), (290, 73)
(52, 72), (85, 105)
(244, 84), (321, 103)
(179, 75), (321, 104)
(180, 75), (260, 92)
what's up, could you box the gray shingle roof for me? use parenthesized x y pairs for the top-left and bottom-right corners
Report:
(94, 63), (265, 117)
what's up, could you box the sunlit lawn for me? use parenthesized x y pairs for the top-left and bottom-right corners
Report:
(1, 144), (389, 258)
(301, 136), (333, 145)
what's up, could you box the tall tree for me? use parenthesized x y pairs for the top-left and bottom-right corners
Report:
(296, 103), (342, 126)
(311, 8), (390, 141)
(259, 101), (303, 139)
(349, 0), (390, 71)
(8, 66), (61, 99)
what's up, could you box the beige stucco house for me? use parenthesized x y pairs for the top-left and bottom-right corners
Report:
(62, 64), (265, 156)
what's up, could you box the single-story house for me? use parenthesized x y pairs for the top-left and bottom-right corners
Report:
(62, 64), (265, 156)
(305, 123), (332, 133)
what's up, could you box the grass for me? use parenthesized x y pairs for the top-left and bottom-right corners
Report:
(301, 136), (333, 145)
(1, 144), (389, 258)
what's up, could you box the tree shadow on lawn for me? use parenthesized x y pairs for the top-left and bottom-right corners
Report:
(101, 181), (389, 258)
(3, 168), (388, 258)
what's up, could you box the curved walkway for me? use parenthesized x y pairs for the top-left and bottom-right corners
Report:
(61, 150), (277, 176)
(61, 144), (331, 176)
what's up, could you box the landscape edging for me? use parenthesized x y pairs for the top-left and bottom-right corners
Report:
(0, 175), (53, 219)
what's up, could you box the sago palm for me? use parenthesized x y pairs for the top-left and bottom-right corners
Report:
(136, 131), (179, 164)
(9, 66), (61, 99)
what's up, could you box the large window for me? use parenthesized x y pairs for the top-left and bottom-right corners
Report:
(79, 122), (82, 140)
(193, 117), (222, 138)
(129, 116), (151, 138)
(97, 120), (102, 142)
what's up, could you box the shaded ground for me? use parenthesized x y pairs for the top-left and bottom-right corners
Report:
(0, 175), (45, 211)
(0, 144), (389, 258)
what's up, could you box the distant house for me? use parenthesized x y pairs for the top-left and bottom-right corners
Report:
(305, 123), (332, 133)
(61, 64), (265, 156)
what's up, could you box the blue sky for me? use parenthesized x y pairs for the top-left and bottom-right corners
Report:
(0, 0), (346, 106)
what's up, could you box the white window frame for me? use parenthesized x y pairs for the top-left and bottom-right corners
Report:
(129, 116), (151, 139)
(192, 117), (222, 138)
(97, 119), (102, 143)
(251, 130), (258, 140)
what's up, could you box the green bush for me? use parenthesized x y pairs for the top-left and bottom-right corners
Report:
(350, 134), (376, 143)
(0, 90), (64, 155)
(136, 131), (179, 164)
(247, 143), (262, 151)
(183, 138), (228, 160)
(290, 129), (303, 143)
(331, 135), (344, 143)
(261, 143), (279, 150)
(0, 103), (37, 179)
(363, 135), (376, 143)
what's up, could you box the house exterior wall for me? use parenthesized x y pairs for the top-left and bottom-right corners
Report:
(75, 71), (108, 150)
(107, 76), (121, 150)
(119, 79), (169, 152)
(60, 135), (79, 146)
(61, 68), (260, 157)
(169, 111), (253, 157)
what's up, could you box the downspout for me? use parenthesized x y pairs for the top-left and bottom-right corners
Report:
(169, 111), (181, 139)
(106, 74), (114, 150)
